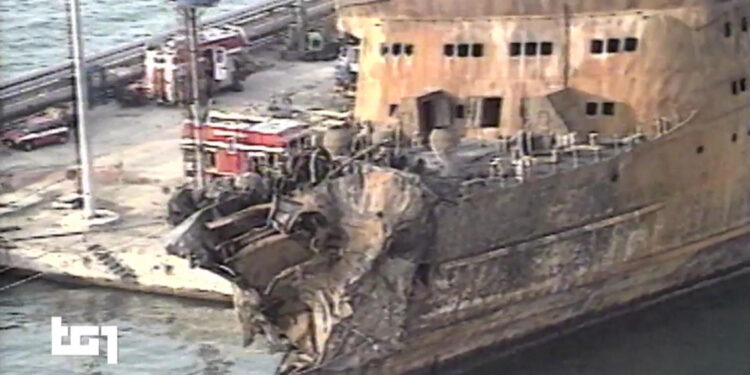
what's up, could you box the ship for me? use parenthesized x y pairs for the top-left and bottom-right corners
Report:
(165, 0), (750, 374)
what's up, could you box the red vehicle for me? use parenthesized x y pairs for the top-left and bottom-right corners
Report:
(0, 115), (71, 151)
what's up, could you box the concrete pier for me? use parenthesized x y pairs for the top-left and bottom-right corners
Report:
(0, 56), (341, 301)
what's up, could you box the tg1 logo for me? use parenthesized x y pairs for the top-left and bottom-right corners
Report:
(50, 317), (118, 364)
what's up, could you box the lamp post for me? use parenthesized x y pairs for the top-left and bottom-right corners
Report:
(293, 0), (307, 55)
(68, 0), (96, 219)
(184, 6), (205, 188)
(173, 0), (220, 188)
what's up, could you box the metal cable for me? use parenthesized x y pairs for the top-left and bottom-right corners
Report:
(0, 265), (13, 276)
(0, 272), (43, 292)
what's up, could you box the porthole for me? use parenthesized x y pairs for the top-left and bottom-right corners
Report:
(607, 38), (621, 53)
(380, 44), (389, 56)
(457, 44), (470, 57)
(624, 37), (639, 52)
(696, 145), (705, 154)
(392, 43), (402, 56)
(443, 44), (455, 57)
(585, 102), (599, 116)
(590, 39), (604, 54)
(524, 42), (538, 56)
(540, 42), (554, 55)
(509, 42), (522, 57)
(471, 43), (484, 57)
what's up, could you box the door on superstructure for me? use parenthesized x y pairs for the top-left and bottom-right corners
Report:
(418, 99), (436, 144)
(478, 97), (502, 128)
(417, 91), (453, 145)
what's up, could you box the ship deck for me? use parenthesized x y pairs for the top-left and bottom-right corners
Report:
(411, 136), (635, 198)
(0, 55), (340, 301)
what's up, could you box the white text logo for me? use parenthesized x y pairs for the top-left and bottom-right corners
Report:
(50, 317), (118, 364)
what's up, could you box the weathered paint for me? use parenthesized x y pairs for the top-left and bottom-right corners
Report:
(168, 1), (750, 374)
(336, 0), (750, 137)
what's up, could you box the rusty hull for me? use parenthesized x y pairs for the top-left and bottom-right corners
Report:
(166, 108), (750, 373)
(165, 0), (750, 373)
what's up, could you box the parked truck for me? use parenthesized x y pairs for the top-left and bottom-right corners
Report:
(115, 25), (253, 106)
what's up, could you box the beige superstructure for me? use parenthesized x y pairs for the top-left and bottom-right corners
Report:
(336, 0), (750, 139)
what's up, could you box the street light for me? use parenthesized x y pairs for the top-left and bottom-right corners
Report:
(171, 0), (220, 188)
(67, 0), (96, 219)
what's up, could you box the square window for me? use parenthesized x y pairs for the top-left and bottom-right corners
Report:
(607, 38), (621, 53)
(392, 43), (402, 56)
(586, 102), (599, 116)
(525, 42), (538, 56)
(389, 104), (399, 116)
(380, 43), (389, 56)
(624, 37), (638, 52)
(590, 39), (604, 54)
(725, 22), (732, 37)
(541, 42), (553, 55)
(404, 44), (414, 56)
(741, 78), (747, 92)
(602, 102), (616, 116)
(444, 44), (455, 57)
(455, 105), (466, 119)
(457, 43), (470, 57)
(471, 43), (484, 57)
(509, 42), (522, 57)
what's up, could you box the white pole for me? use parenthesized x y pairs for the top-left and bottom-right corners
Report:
(185, 7), (205, 187)
(68, 0), (96, 218)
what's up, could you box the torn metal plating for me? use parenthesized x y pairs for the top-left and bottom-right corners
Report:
(164, 127), (627, 374)
(167, 162), (436, 374)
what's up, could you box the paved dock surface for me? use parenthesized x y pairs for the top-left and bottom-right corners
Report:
(0, 56), (338, 301)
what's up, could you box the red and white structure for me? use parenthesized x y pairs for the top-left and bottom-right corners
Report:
(180, 110), (315, 177)
(143, 25), (249, 103)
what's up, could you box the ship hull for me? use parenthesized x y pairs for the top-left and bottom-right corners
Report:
(308, 115), (750, 373)
(368, 229), (750, 375)
(166, 108), (750, 374)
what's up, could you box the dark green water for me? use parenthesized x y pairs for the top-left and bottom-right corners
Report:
(475, 273), (750, 375)
(0, 278), (279, 375)
(1, 274), (749, 375)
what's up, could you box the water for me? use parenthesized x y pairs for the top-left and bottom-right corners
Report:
(0, 0), (263, 80)
(474, 273), (750, 375)
(0, 278), (279, 374)
(2, 273), (750, 375)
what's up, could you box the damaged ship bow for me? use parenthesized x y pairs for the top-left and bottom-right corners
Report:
(167, 166), (437, 374)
